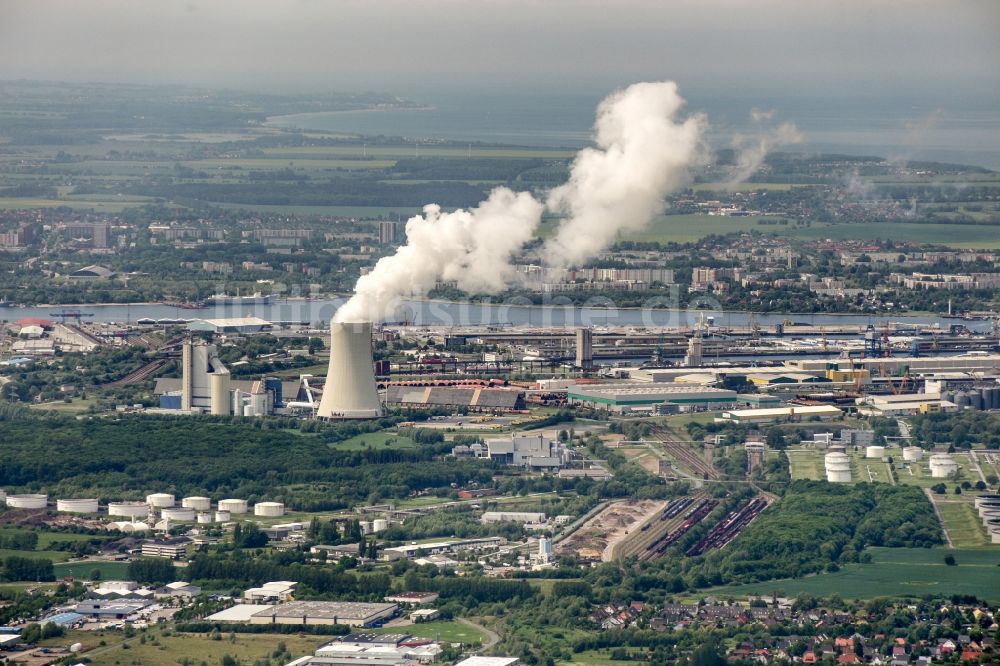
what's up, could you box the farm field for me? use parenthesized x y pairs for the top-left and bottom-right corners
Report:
(703, 547), (1000, 602)
(257, 143), (576, 159)
(622, 214), (775, 243)
(782, 221), (1000, 249)
(79, 630), (327, 666)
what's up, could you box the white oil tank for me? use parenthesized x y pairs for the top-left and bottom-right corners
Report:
(182, 496), (212, 512)
(218, 499), (248, 514)
(824, 452), (852, 483)
(902, 446), (924, 462)
(254, 501), (285, 517)
(108, 501), (150, 518)
(146, 493), (175, 508)
(929, 454), (959, 478)
(161, 507), (196, 521)
(865, 445), (885, 459)
(6, 494), (48, 509)
(196, 512), (213, 524)
(214, 510), (231, 522)
(359, 520), (373, 534)
(372, 518), (388, 532)
(56, 498), (99, 514)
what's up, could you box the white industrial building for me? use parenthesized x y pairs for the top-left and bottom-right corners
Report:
(856, 392), (951, 417)
(484, 434), (568, 470)
(481, 511), (546, 524)
(380, 536), (503, 561)
(284, 633), (443, 665)
(244, 581), (298, 603)
(720, 404), (842, 424)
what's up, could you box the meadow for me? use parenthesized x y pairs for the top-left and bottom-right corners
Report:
(704, 546), (1000, 601)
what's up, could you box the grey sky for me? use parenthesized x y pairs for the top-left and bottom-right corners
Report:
(1, 0), (997, 97)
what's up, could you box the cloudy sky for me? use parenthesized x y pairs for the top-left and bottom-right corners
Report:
(1, 0), (997, 98)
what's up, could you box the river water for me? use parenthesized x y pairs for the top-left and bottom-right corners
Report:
(5, 299), (992, 333)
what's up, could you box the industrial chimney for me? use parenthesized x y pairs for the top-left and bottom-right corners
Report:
(315, 321), (383, 419)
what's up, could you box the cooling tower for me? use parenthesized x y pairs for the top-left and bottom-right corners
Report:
(316, 321), (383, 419)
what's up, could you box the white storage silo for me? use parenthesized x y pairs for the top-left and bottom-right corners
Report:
(56, 498), (99, 514)
(315, 321), (383, 419)
(146, 493), (175, 508)
(218, 499), (248, 514)
(865, 445), (885, 459)
(196, 512), (213, 524)
(108, 501), (150, 518)
(6, 494), (48, 509)
(214, 510), (231, 522)
(182, 496), (212, 512)
(372, 518), (388, 533)
(161, 507), (196, 521)
(254, 501), (285, 517)
(824, 452), (852, 483)
(902, 446), (924, 462)
(359, 520), (373, 534)
(929, 454), (958, 478)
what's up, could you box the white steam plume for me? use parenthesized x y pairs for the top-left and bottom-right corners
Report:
(335, 81), (708, 322)
(543, 81), (706, 268)
(725, 114), (804, 188)
(334, 188), (543, 323)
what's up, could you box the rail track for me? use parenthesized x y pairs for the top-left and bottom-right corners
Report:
(685, 496), (769, 556)
(640, 497), (718, 562)
(650, 425), (721, 480)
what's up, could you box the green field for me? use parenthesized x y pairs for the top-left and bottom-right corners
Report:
(374, 619), (486, 644)
(258, 144), (576, 159)
(935, 500), (991, 548)
(329, 431), (419, 451)
(621, 214), (774, 243)
(53, 560), (130, 581)
(183, 158), (398, 170)
(705, 547), (1000, 601)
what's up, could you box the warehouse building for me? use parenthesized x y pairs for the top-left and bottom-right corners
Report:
(186, 316), (272, 334)
(566, 384), (737, 413)
(380, 536), (503, 561)
(385, 385), (525, 412)
(484, 433), (569, 470)
(249, 601), (398, 627)
(719, 404), (843, 424)
(286, 633), (443, 666)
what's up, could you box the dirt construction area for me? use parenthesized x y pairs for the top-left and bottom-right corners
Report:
(557, 499), (666, 562)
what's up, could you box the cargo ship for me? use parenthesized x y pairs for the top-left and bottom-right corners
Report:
(202, 292), (271, 306)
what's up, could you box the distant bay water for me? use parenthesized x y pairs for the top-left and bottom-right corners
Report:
(267, 91), (1000, 170)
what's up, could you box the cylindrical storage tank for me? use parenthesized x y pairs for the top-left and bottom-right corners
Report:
(108, 501), (150, 518)
(991, 529), (1000, 545)
(929, 454), (958, 478)
(372, 518), (388, 533)
(214, 510), (231, 522)
(196, 512), (213, 524)
(56, 498), (99, 514)
(987, 387), (1000, 410)
(254, 501), (284, 517)
(218, 499), (248, 514)
(865, 445), (885, 459)
(0, 490), (6, 501)
(977, 502), (1000, 518)
(182, 496), (212, 512)
(6, 494), (48, 509)
(955, 392), (971, 408)
(359, 520), (373, 534)
(146, 493), (175, 508)
(974, 494), (1000, 509)
(161, 507), (196, 521)
(210, 372), (231, 416)
(969, 392), (983, 410)
(941, 390), (955, 405)
(902, 446), (924, 462)
(315, 321), (383, 419)
(824, 452), (852, 483)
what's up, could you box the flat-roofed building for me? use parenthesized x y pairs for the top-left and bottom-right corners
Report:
(249, 601), (398, 627)
(567, 384), (737, 413)
(720, 404), (843, 424)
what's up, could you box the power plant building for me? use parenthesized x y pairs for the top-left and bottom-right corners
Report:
(575, 328), (593, 370)
(484, 434), (568, 470)
(316, 322), (383, 420)
(385, 385), (525, 411)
